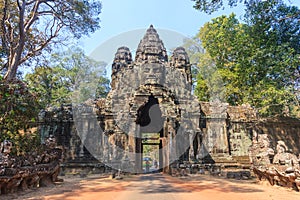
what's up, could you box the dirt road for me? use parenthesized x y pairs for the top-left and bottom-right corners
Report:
(2, 173), (299, 200)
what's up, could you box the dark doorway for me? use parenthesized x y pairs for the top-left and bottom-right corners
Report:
(136, 95), (164, 133)
(136, 95), (164, 172)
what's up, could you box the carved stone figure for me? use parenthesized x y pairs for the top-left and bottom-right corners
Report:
(0, 137), (63, 195)
(141, 63), (166, 85)
(248, 134), (274, 166)
(0, 140), (13, 171)
(112, 46), (132, 73)
(250, 137), (300, 191)
(273, 140), (299, 167)
(170, 47), (190, 69)
(0, 140), (13, 155)
(111, 46), (133, 89)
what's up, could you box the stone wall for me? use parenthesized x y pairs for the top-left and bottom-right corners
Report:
(228, 122), (253, 157)
(36, 25), (300, 173)
(256, 117), (300, 156)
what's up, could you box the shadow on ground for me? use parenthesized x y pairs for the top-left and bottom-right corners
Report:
(2, 173), (271, 200)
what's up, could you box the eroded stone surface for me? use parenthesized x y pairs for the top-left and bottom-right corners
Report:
(36, 26), (300, 188)
(0, 136), (63, 194)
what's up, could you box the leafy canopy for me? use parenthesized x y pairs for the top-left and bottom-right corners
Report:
(0, 0), (102, 80)
(192, 0), (245, 14)
(0, 77), (41, 155)
(25, 47), (110, 108)
(192, 0), (300, 117)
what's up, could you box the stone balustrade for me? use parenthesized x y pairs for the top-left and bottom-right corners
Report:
(0, 137), (63, 195)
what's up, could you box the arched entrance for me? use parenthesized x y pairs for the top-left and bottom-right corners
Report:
(136, 95), (163, 173)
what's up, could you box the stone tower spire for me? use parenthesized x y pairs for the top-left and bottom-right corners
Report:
(111, 46), (132, 90)
(135, 25), (168, 63)
(170, 47), (192, 85)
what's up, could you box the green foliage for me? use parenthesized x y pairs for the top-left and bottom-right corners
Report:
(25, 47), (110, 107)
(192, 0), (244, 14)
(1, 0), (102, 80)
(192, 0), (300, 16)
(24, 66), (70, 108)
(142, 133), (160, 161)
(182, 38), (205, 86)
(0, 79), (41, 155)
(192, 1), (300, 117)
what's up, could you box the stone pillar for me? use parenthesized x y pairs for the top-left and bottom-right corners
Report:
(162, 137), (169, 173)
(135, 124), (143, 173)
(202, 102), (230, 157)
(168, 120), (177, 164)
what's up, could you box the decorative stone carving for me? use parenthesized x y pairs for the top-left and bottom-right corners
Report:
(250, 137), (300, 191)
(135, 25), (168, 64)
(0, 137), (63, 195)
(273, 140), (299, 167)
(249, 134), (274, 166)
(170, 47), (192, 85)
(112, 46), (132, 73)
(141, 63), (166, 85)
(0, 140), (13, 175)
(111, 46), (133, 89)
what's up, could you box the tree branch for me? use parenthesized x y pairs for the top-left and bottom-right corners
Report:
(278, 12), (300, 22)
(1, 0), (9, 55)
(19, 23), (62, 65)
(24, 0), (41, 32)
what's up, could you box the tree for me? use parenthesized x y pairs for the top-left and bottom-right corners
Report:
(243, 0), (300, 116)
(25, 47), (110, 108)
(194, 1), (300, 116)
(197, 13), (252, 104)
(191, 0), (300, 15)
(181, 37), (205, 86)
(191, 0), (245, 14)
(0, 0), (101, 81)
(0, 77), (41, 155)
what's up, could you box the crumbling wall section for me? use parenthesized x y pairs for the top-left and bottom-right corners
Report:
(256, 117), (300, 156)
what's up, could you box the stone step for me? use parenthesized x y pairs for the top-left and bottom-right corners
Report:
(211, 155), (237, 163)
(232, 156), (251, 164)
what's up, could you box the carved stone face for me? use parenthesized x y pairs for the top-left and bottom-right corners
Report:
(171, 47), (189, 69)
(1, 140), (12, 155)
(112, 47), (132, 74)
(141, 63), (165, 85)
(115, 48), (132, 62)
(175, 53), (187, 68)
(46, 136), (56, 149)
(277, 145), (285, 154)
(276, 141), (287, 154)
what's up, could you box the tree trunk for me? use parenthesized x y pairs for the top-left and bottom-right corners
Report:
(4, 59), (19, 81)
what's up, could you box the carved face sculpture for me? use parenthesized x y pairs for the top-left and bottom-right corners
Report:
(141, 63), (165, 85)
(46, 135), (56, 149)
(277, 145), (286, 154)
(175, 53), (187, 68)
(172, 47), (189, 69)
(276, 141), (287, 154)
(1, 140), (12, 155)
(116, 49), (131, 63)
(112, 47), (132, 74)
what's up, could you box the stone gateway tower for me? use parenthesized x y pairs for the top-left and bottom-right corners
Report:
(101, 25), (201, 173)
(41, 25), (268, 174)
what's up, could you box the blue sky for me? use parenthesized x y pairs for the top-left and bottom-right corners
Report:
(80, 0), (247, 55)
(79, 0), (300, 66)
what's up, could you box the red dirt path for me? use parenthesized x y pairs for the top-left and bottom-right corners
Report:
(2, 173), (299, 200)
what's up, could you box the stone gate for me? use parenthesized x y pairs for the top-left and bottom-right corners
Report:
(39, 25), (300, 175)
